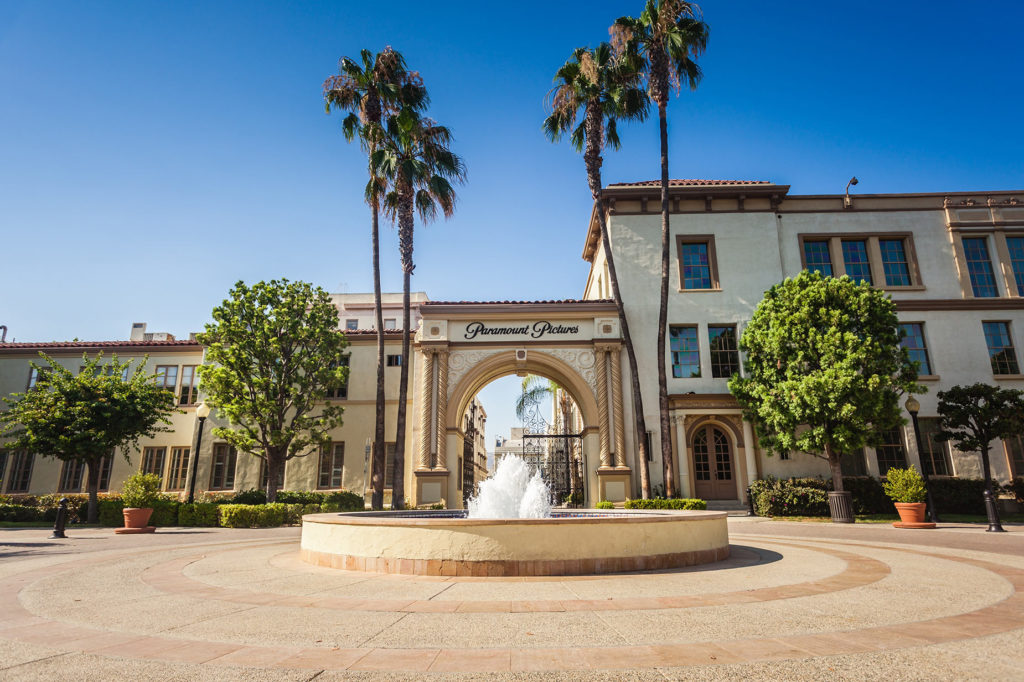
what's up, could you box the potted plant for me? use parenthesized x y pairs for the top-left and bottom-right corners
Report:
(883, 467), (931, 527)
(118, 472), (161, 533)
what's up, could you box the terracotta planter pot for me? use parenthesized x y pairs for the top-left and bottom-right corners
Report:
(122, 507), (154, 529)
(894, 502), (926, 525)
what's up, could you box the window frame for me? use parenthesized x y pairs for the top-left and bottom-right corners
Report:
(675, 235), (720, 291)
(209, 443), (237, 491)
(917, 417), (953, 477)
(58, 459), (85, 493)
(707, 325), (740, 379)
(178, 366), (199, 406)
(167, 447), (191, 491)
(386, 354), (402, 367)
(898, 322), (936, 379)
(141, 446), (167, 485)
(669, 325), (701, 379)
(317, 442), (345, 490)
(1003, 435), (1024, 480)
(874, 428), (908, 477)
(345, 319), (359, 331)
(982, 320), (1022, 377)
(960, 235), (1000, 298)
(6, 451), (34, 493)
(796, 233), (924, 290)
(325, 356), (349, 400)
(155, 365), (179, 400)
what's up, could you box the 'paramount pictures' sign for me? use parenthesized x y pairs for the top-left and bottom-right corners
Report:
(459, 320), (590, 341)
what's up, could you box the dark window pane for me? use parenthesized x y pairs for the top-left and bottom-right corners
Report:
(963, 237), (998, 297)
(840, 449), (867, 476)
(841, 240), (872, 284)
(918, 418), (951, 476)
(803, 240), (833, 277)
(7, 451), (33, 493)
(680, 242), (712, 289)
(58, 460), (84, 492)
(875, 429), (908, 476)
(983, 322), (1020, 375)
(708, 326), (740, 378)
(670, 327), (701, 378)
(899, 323), (932, 375)
(880, 239), (911, 286)
(1007, 236), (1024, 295)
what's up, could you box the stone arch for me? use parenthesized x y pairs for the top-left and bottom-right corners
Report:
(688, 415), (744, 448)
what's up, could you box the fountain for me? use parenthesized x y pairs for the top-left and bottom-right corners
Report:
(301, 456), (729, 577)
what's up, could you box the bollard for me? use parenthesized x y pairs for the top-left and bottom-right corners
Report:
(746, 486), (757, 517)
(50, 497), (69, 539)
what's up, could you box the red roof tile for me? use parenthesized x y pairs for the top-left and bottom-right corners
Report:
(423, 299), (613, 306)
(0, 340), (200, 349)
(607, 179), (771, 187)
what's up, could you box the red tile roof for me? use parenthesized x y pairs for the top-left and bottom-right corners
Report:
(607, 179), (771, 187)
(423, 299), (613, 306)
(0, 340), (200, 349)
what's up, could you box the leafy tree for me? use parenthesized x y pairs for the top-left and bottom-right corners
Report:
(935, 383), (1024, 532)
(324, 48), (427, 511)
(197, 279), (349, 503)
(0, 353), (176, 523)
(372, 106), (466, 508)
(543, 43), (655, 497)
(613, 1), (708, 496)
(728, 272), (921, 510)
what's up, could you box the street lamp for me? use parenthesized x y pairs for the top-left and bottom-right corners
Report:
(187, 401), (211, 504)
(905, 395), (940, 523)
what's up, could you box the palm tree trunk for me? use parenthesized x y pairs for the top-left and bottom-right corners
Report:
(85, 456), (101, 524)
(656, 101), (676, 498)
(393, 191), (414, 511)
(371, 204), (387, 511)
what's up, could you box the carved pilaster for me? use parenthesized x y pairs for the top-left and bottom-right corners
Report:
(595, 347), (611, 468)
(418, 349), (434, 469)
(610, 347), (626, 468)
(435, 350), (449, 470)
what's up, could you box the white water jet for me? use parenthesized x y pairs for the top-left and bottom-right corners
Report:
(467, 455), (551, 519)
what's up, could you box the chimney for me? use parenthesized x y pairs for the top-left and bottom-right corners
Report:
(130, 323), (146, 341)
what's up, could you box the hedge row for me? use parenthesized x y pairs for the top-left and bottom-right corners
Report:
(624, 497), (707, 510)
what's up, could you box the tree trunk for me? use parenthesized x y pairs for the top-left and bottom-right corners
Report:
(979, 443), (1003, 527)
(371, 204), (387, 511)
(393, 189), (414, 511)
(85, 457), (101, 524)
(825, 443), (844, 493)
(656, 100), (675, 499)
(265, 449), (284, 503)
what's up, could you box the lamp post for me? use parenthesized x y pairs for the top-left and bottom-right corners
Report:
(187, 401), (211, 504)
(905, 396), (940, 523)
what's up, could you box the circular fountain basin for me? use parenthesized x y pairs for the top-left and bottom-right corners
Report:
(300, 509), (729, 577)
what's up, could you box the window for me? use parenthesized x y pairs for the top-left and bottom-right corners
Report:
(326, 356), (349, 400)
(345, 319), (358, 331)
(708, 326), (740, 378)
(1004, 435), (1024, 479)
(385, 443), (396, 487)
(879, 239), (912, 287)
(386, 354), (402, 367)
(167, 447), (190, 490)
(318, 443), (345, 489)
(962, 237), (998, 297)
(384, 318), (397, 329)
(644, 432), (653, 462)
(26, 367), (44, 390)
(141, 447), (166, 483)
(677, 239), (716, 290)
(179, 366), (198, 406)
(0, 451), (7, 487)
(899, 323), (932, 375)
(875, 429), (908, 476)
(841, 240), (872, 284)
(261, 460), (285, 489)
(6, 451), (33, 493)
(98, 452), (114, 492)
(917, 418), (951, 476)
(210, 444), (237, 490)
(803, 240), (833, 277)
(840, 449), (867, 477)
(983, 321), (1020, 375)
(1007, 236), (1024, 296)
(155, 365), (178, 397)
(670, 326), (701, 378)
(58, 460), (85, 492)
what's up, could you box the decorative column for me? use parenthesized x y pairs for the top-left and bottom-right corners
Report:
(674, 414), (690, 498)
(595, 345), (611, 468)
(435, 349), (449, 470)
(418, 349), (434, 469)
(610, 346), (627, 468)
(742, 419), (758, 490)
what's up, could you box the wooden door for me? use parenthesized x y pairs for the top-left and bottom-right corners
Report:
(692, 426), (736, 500)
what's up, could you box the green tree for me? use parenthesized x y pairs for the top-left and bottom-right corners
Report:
(0, 353), (176, 523)
(196, 279), (349, 503)
(612, 1), (708, 497)
(935, 383), (1024, 532)
(728, 272), (921, 517)
(324, 48), (427, 511)
(373, 106), (466, 508)
(543, 43), (655, 497)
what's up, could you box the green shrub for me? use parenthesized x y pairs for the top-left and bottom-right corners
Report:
(178, 503), (219, 527)
(276, 490), (325, 505)
(218, 503), (306, 528)
(883, 467), (927, 503)
(595, 500), (614, 510)
(929, 478), (989, 515)
(324, 490), (364, 511)
(229, 488), (267, 505)
(834, 477), (890, 514)
(121, 473), (162, 508)
(756, 485), (828, 517)
(0, 504), (45, 522)
(624, 497), (707, 510)
(150, 497), (180, 526)
(98, 498), (125, 526)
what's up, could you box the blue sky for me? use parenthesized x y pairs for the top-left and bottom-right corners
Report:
(2, 1), (1022, 445)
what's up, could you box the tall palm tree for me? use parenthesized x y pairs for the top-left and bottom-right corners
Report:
(323, 48), (426, 510)
(543, 43), (655, 498)
(612, 2), (708, 498)
(374, 106), (466, 509)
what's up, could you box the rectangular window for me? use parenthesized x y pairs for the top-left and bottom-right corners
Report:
(983, 321), (1020, 375)
(918, 418), (951, 476)
(6, 451), (33, 493)
(345, 319), (358, 331)
(98, 452), (114, 492)
(155, 365), (179, 397)
(875, 429), (908, 476)
(384, 319), (397, 329)
(210, 444), (237, 490)
(1007, 236), (1024, 296)
(679, 241), (713, 290)
(841, 240), (872, 284)
(58, 460), (85, 492)
(840, 449), (867, 477)
(802, 240), (833, 277)
(261, 460), (285, 489)
(385, 443), (396, 487)
(141, 447), (166, 484)
(670, 326), (701, 378)
(879, 239), (912, 287)
(962, 237), (998, 297)
(1005, 435), (1024, 479)
(899, 323), (932, 376)
(178, 366), (198, 406)
(318, 443), (345, 489)
(386, 354), (402, 367)
(167, 447), (190, 491)
(326, 356), (349, 400)
(26, 367), (43, 390)
(708, 325), (740, 378)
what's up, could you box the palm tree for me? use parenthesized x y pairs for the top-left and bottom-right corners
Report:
(323, 48), (426, 510)
(543, 43), (655, 498)
(374, 106), (466, 509)
(612, 1), (709, 497)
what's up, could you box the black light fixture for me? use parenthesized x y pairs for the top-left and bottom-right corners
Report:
(187, 401), (211, 504)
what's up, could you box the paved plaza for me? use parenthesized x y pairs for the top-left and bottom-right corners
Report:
(1, 518), (1022, 681)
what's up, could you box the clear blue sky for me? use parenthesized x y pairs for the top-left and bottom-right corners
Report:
(2, 1), (1022, 446)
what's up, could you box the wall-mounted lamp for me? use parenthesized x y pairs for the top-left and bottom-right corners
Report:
(844, 176), (859, 209)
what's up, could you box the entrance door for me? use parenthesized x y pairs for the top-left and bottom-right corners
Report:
(692, 425), (735, 500)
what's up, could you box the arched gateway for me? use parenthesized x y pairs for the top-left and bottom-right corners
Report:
(411, 300), (632, 508)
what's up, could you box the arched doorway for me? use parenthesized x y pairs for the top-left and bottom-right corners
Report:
(692, 425), (736, 500)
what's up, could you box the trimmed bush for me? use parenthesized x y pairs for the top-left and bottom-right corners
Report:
(595, 500), (614, 510)
(624, 497), (707, 510)
(883, 467), (927, 504)
(229, 488), (267, 505)
(98, 498), (125, 526)
(752, 476), (890, 516)
(218, 503), (306, 528)
(755, 485), (828, 517)
(929, 478), (989, 515)
(150, 498), (180, 526)
(121, 473), (162, 509)
(0, 504), (46, 522)
(178, 503), (219, 527)
(276, 490), (325, 505)
(324, 490), (365, 511)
